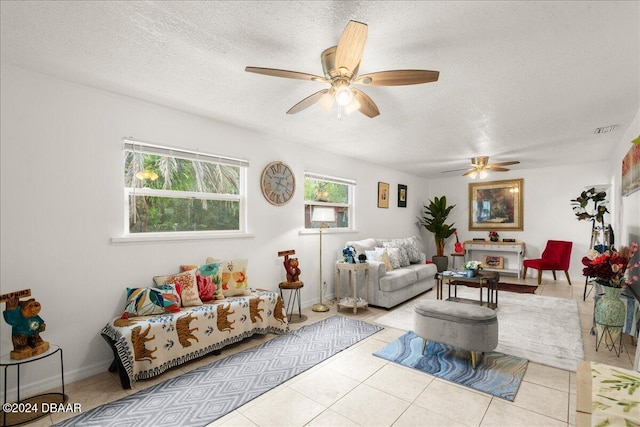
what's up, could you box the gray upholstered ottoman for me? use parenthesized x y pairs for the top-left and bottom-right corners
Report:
(414, 300), (498, 369)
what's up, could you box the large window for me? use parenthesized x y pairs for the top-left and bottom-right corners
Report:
(123, 138), (248, 234)
(304, 172), (355, 230)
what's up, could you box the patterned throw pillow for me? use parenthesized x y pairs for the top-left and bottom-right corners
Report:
(379, 247), (401, 269)
(154, 269), (203, 307)
(403, 236), (423, 264)
(206, 257), (251, 297)
(198, 263), (225, 301)
(382, 242), (410, 267)
(124, 286), (181, 316)
(382, 238), (422, 264)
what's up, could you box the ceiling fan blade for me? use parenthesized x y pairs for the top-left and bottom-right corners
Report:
(441, 167), (472, 174)
(286, 89), (329, 114)
(489, 161), (520, 167)
(462, 169), (477, 177)
(335, 20), (368, 77)
(354, 70), (440, 86)
(488, 167), (510, 172)
(245, 66), (328, 83)
(352, 88), (380, 118)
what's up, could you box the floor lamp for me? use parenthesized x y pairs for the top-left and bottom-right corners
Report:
(311, 207), (335, 312)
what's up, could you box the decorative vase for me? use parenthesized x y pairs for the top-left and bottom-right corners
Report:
(594, 285), (625, 350)
(465, 268), (478, 278)
(490, 237), (499, 242)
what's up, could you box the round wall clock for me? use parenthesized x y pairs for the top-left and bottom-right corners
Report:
(261, 161), (295, 206)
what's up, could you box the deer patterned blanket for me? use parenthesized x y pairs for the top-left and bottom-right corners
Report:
(101, 290), (289, 386)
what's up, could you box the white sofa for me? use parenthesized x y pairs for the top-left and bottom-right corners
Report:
(341, 237), (438, 308)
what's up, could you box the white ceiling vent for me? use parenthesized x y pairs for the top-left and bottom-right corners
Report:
(594, 125), (618, 134)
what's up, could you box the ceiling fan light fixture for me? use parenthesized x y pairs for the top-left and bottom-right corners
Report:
(344, 97), (361, 114)
(318, 92), (335, 112)
(335, 83), (353, 106)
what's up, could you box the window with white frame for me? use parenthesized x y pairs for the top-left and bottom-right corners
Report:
(123, 138), (248, 234)
(304, 172), (355, 230)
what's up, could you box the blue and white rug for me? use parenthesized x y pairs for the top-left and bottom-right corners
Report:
(374, 331), (528, 401)
(56, 315), (381, 427)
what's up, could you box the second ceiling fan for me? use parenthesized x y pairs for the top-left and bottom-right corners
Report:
(245, 20), (439, 118)
(442, 156), (520, 177)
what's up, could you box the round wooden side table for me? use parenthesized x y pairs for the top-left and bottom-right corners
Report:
(278, 281), (307, 323)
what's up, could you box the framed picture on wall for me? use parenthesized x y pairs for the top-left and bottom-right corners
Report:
(398, 184), (407, 208)
(622, 143), (640, 197)
(378, 182), (390, 208)
(469, 179), (523, 231)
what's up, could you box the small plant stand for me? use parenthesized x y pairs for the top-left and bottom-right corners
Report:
(595, 322), (624, 357)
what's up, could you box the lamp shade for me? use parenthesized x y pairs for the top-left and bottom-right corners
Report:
(311, 207), (335, 223)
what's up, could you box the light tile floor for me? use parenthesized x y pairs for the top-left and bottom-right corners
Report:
(38, 277), (636, 427)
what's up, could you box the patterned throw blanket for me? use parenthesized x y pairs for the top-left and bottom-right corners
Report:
(101, 290), (289, 386)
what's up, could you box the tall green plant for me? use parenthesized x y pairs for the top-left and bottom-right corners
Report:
(420, 196), (456, 257)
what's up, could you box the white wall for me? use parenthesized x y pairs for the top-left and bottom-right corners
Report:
(0, 65), (430, 395)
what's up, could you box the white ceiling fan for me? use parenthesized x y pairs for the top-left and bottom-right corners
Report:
(245, 20), (439, 118)
(442, 156), (520, 177)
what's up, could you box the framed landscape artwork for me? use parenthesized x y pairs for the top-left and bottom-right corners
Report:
(621, 143), (640, 197)
(469, 179), (523, 231)
(398, 184), (407, 208)
(378, 182), (390, 208)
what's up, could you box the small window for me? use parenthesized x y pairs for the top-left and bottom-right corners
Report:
(123, 138), (248, 234)
(304, 173), (356, 230)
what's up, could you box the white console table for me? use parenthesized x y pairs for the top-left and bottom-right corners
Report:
(463, 240), (526, 277)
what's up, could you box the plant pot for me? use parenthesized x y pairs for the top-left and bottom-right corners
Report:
(490, 237), (499, 242)
(595, 285), (625, 349)
(465, 269), (478, 278)
(431, 255), (448, 272)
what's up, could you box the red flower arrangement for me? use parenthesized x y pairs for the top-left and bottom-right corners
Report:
(488, 231), (499, 238)
(582, 243), (639, 288)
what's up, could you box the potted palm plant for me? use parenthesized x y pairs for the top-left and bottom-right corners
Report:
(419, 196), (456, 272)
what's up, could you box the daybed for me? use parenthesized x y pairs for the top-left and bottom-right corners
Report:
(342, 237), (438, 308)
(102, 288), (289, 389)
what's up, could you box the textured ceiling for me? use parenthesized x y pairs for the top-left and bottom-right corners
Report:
(1, 1), (638, 178)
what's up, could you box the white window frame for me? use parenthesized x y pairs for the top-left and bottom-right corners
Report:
(303, 172), (356, 232)
(113, 138), (250, 243)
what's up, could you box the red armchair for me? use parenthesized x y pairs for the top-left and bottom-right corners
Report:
(522, 240), (573, 285)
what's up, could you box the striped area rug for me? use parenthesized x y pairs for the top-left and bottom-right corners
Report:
(56, 316), (381, 427)
(374, 331), (527, 401)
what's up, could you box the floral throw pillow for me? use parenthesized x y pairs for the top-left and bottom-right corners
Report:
(124, 286), (181, 316)
(154, 269), (203, 307)
(198, 263), (225, 301)
(206, 257), (250, 297)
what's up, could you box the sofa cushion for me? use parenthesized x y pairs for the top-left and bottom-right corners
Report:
(125, 286), (181, 315)
(384, 247), (402, 269)
(382, 242), (410, 267)
(379, 269), (418, 292)
(405, 262), (438, 282)
(366, 248), (393, 271)
(206, 258), (251, 297)
(346, 238), (378, 254)
(198, 263), (226, 300)
(154, 269), (203, 307)
(381, 237), (422, 264)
